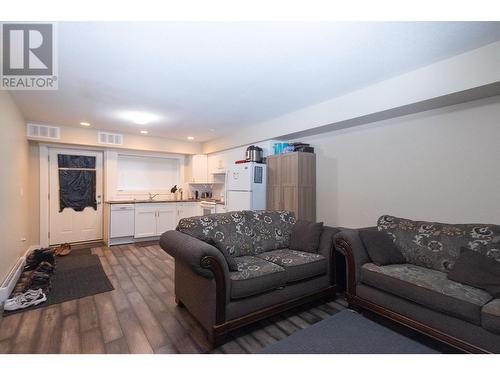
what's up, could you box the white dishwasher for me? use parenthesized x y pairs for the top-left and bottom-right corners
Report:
(110, 204), (135, 245)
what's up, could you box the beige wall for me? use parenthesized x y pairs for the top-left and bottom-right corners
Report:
(0, 91), (34, 283)
(290, 96), (500, 228)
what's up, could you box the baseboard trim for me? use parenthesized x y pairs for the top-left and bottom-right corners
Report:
(0, 245), (40, 305)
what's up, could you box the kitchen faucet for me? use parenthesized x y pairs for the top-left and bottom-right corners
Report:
(148, 192), (159, 201)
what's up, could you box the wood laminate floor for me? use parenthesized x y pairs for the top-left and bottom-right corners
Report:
(0, 244), (347, 354)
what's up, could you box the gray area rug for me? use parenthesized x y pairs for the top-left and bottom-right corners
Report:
(261, 309), (439, 354)
(3, 248), (113, 316)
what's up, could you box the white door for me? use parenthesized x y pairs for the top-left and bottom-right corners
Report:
(49, 149), (103, 245)
(176, 203), (185, 224)
(134, 204), (157, 238)
(157, 205), (177, 234)
(192, 154), (208, 183)
(226, 191), (252, 212)
(227, 164), (252, 191)
(181, 202), (202, 219)
(188, 202), (202, 217)
(177, 203), (195, 222)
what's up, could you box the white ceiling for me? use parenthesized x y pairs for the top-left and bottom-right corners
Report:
(11, 22), (500, 142)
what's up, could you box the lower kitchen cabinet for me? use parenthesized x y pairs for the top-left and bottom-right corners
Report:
(107, 201), (203, 245)
(134, 203), (177, 238)
(177, 202), (201, 220)
(156, 205), (178, 234)
(134, 204), (158, 238)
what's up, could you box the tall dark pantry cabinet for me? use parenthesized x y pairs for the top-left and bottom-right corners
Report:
(266, 151), (316, 221)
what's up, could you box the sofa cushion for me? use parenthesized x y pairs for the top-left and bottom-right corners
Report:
(448, 247), (500, 298)
(359, 229), (405, 266)
(377, 215), (500, 273)
(290, 220), (324, 253)
(361, 263), (493, 324)
(257, 249), (327, 282)
(482, 299), (500, 334)
(178, 211), (255, 257)
(203, 238), (238, 271)
(247, 210), (296, 253)
(230, 256), (287, 299)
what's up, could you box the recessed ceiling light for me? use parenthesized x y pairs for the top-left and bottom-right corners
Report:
(187, 136), (194, 140)
(80, 122), (91, 126)
(140, 130), (148, 134)
(119, 111), (160, 125)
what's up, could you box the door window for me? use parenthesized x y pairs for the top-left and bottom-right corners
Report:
(58, 154), (97, 212)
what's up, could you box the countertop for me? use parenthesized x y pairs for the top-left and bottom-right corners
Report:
(105, 199), (201, 204)
(105, 199), (225, 204)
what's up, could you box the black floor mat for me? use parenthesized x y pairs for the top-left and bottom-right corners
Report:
(3, 248), (114, 316)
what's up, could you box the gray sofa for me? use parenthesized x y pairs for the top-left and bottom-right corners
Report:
(335, 215), (500, 353)
(160, 210), (338, 345)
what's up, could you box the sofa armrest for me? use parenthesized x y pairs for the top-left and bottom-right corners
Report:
(317, 226), (341, 284)
(160, 230), (231, 324)
(159, 230), (230, 280)
(334, 228), (372, 296)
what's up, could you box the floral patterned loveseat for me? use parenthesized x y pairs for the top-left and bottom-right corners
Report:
(335, 215), (500, 353)
(160, 210), (339, 345)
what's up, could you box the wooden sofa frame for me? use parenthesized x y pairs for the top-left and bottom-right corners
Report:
(192, 249), (337, 346)
(335, 237), (491, 354)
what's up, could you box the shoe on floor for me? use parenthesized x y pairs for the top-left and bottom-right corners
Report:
(24, 248), (55, 271)
(12, 271), (34, 295)
(29, 273), (52, 292)
(4, 289), (46, 311)
(36, 261), (55, 274)
(55, 243), (72, 257)
(20, 288), (43, 299)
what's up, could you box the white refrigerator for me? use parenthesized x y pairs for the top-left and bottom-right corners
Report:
(225, 162), (267, 212)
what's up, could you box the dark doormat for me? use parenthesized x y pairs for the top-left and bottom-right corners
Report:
(3, 248), (114, 316)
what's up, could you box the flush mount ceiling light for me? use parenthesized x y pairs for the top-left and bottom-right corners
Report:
(140, 130), (148, 134)
(187, 136), (194, 140)
(80, 122), (91, 126)
(119, 111), (160, 125)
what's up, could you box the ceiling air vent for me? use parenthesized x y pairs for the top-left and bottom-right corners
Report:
(98, 131), (124, 146)
(26, 123), (61, 140)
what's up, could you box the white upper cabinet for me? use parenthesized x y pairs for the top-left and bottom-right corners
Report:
(208, 154), (226, 175)
(186, 154), (208, 183)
